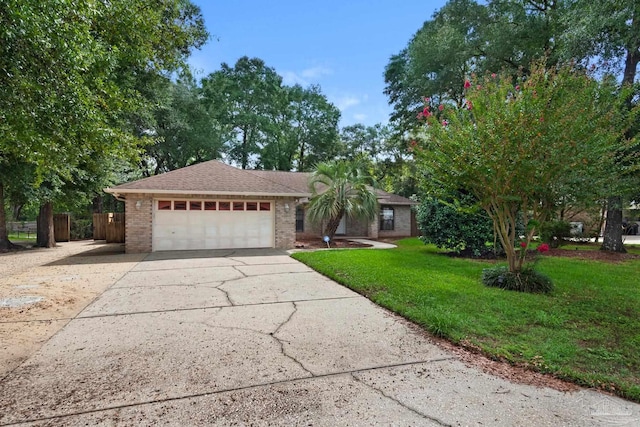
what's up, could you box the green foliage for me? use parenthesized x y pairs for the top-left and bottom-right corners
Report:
(415, 64), (625, 272)
(292, 238), (640, 401)
(0, 0), (208, 246)
(540, 220), (572, 248)
(306, 160), (378, 239)
(384, 0), (563, 134)
(202, 58), (341, 171)
(70, 219), (93, 240)
(415, 195), (494, 256)
(481, 265), (554, 293)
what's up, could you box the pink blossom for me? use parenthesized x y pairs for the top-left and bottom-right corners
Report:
(424, 97), (431, 103)
(520, 242), (527, 248)
(438, 104), (444, 111)
(515, 85), (521, 91)
(537, 243), (550, 253)
(441, 119), (448, 126)
(476, 85), (482, 90)
(491, 73), (497, 79)
(464, 80), (471, 89)
(465, 100), (472, 110)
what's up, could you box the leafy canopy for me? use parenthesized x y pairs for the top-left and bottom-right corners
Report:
(415, 64), (626, 272)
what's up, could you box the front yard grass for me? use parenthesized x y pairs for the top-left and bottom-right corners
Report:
(292, 238), (640, 402)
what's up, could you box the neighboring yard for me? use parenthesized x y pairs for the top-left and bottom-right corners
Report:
(292, 238), (640, 402)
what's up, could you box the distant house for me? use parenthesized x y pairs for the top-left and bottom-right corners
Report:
(106, 160), (417, 253)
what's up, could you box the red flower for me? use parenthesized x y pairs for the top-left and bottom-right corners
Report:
(438, 104), (444, 111)
(441, 119), (448, 126)
(464, 80), (471, 89)
(491, 73), (497, 79)
(465, 100), (472, 110)
(424, 97), (431, 103)
(515, 85), (521, 91)
(537, 243), (550, 253)
(520, 242), (527, 248)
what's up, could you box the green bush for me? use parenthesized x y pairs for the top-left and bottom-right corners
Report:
(482, 265), (554, 293)
(540, 220), (572, 248)
(70, 219), (93, 240)
(415, 195), (495, 257)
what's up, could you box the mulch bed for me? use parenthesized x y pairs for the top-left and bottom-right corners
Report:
(294, 239), (372, 250)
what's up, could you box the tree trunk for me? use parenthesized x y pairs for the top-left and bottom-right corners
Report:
(92, 194), (103, 213)
(36, 201), (56, 248)
(0, 181), (16, 250)
(324, 214), (344, 241)
(601, 196), (626, 253)
(603, 15), (638, 252)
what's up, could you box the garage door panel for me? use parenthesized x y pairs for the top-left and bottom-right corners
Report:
(153, 202), (274, 251)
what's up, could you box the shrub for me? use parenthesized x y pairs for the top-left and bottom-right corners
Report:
(70, 219), (93, 240)
(540, 220), (572, 248)
(415, 195), (495, 257)
(482, 265), (554, 293)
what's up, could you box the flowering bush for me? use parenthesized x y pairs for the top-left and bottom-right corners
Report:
(413, 63), (620, 284)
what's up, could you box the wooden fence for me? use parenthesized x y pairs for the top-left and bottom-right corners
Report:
(53, 214), (70, 242)
(93, 213), (125, 243)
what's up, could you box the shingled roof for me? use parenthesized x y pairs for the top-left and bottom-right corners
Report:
(106, 160), (417, 205)
(105, 160), (308, 197)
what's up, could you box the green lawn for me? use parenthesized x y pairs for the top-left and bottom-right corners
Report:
(292, 238), (640, 402)
(8, 232), (37, 242)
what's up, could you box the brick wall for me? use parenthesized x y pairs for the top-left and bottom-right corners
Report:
(124, 194), (153, 253)
(123, 193), (299, 252)
(274, 198), (296, 248)
(379, 205), (412, 238)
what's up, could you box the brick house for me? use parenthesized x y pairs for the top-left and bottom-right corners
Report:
(105, 160), (417, 253)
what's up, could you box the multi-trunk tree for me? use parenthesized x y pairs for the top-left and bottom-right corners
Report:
(415, 65), (628, 274)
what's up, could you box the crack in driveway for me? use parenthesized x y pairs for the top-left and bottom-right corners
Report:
(350, 372), (452, 426)
(271, 301), (315, 377)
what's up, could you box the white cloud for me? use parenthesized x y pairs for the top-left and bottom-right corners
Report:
(281, 71), (308, 86)
(301, 66), (333, 79)
(281, 66), (333, 87)
(334, 96), (361, 111)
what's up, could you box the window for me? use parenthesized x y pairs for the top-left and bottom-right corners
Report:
(158, 201), (172, 210)
(246, 202), (258, 211)
(380, 206), (394, 231)
(190, 201), (202, 211)
(204, 201), (216, 210)
(219, 201), (231, 211)
(296, 206), (304, 232)
(174, 201), (187, 210)
(233, 201), (245, 211)
(259, 202), (271, 211)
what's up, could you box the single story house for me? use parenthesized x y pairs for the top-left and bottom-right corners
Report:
(105, 160), (417, 253)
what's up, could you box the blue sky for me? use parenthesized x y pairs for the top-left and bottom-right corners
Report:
(188, 1), (447, 127)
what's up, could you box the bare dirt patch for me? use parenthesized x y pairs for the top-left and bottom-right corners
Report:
(0, 241), (143, 378)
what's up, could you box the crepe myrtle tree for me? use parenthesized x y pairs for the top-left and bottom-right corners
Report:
(306, 160), (378, 240)
(414, 64), (626, 274)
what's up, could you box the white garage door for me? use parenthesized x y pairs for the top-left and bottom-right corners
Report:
(152, 200), (274, 251)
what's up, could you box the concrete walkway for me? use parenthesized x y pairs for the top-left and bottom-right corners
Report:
(1, 248), (639, 426)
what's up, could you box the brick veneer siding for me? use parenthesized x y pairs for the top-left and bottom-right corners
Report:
(378, 205), (412, 238)
(295, 203), (415, 239)
(124, 194), (153, 253)
(274, 198), (297, 249)
(123, 193), (297, 252)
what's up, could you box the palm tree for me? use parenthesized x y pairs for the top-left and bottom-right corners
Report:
(306, 160), (378, 240)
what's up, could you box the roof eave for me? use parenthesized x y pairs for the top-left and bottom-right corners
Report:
(104, 188), (310, 198)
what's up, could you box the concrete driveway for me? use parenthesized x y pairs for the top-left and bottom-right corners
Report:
(1, 248), (638, 426)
